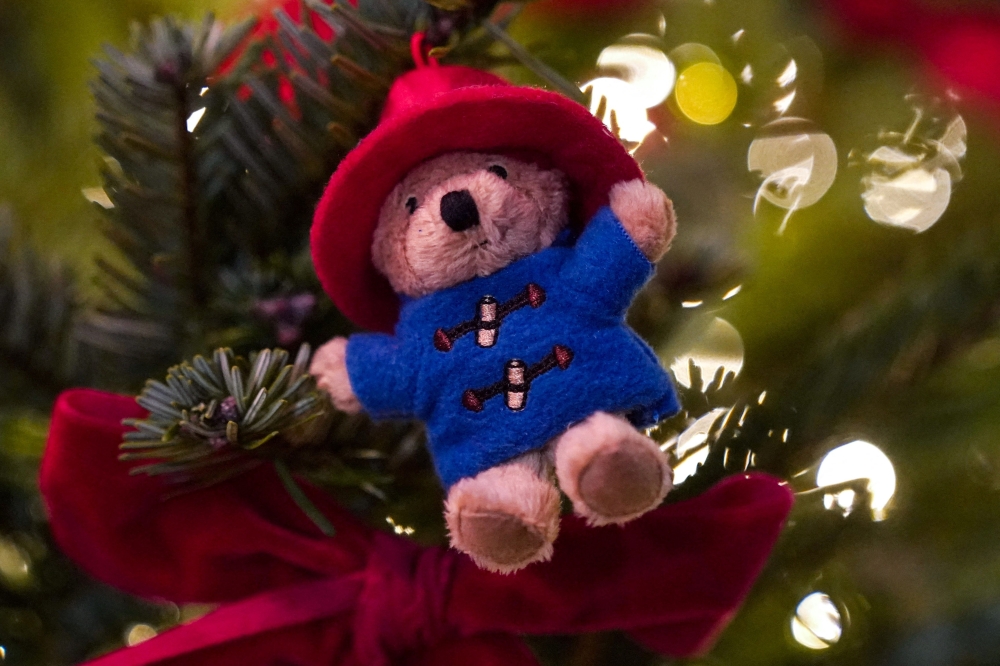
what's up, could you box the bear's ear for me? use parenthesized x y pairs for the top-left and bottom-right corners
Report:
(372, 184), (421, 296)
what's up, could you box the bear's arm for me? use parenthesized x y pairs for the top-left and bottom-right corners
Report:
(560, 206), (656, 316)
(345, 333), (419, 419)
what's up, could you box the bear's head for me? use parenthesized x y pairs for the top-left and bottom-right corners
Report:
(372, 152), (569, 297)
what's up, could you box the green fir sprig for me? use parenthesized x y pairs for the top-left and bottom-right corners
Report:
(121, 345), (337, 533)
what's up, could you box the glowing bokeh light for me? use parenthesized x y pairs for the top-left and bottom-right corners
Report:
(186, 107), (206, 132)
(596, 44), (676, 108)
(791, 592), (842, 649)
(583, 41), (679, 146)
(777, 59), (798, 87)
(668, 317), (745, 388)
(817, 440), (896, 521)
(582, 77), (657, 144)
(386, 516), (415, 536)
(126, 623), (158, 646)
(863, 167), (950, 232)
(668, 407), (729, 483)
(749, 118), (838, 222)
(0, 540), (31, 589)
(938, 115), (967, 159)
(82, 187), (114, 209)
(862, 113), (965, 233)
(773, 89), (797, 115)
(675, 62), (738, 125)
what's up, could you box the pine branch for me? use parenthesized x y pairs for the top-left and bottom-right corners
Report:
(79, 3), (507, 384)
(122, 344), (420, 522)
(78, 17), (255, 382)
(122, 345), (329, 484)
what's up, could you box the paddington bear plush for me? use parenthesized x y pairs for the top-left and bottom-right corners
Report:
(309, 64), (681, 573)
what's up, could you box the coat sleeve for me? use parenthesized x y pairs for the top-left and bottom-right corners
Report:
(560, 206), (656, 315)
(345, 333), (419, 420)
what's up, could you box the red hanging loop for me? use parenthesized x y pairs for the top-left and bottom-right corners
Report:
(410, 32), (439, 68)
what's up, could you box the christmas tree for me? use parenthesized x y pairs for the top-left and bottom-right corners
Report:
(1, 0), (999, 663)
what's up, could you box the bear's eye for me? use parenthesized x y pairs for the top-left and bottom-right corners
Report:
(487, 165), (508, 180)
(405, 196), (418, 215)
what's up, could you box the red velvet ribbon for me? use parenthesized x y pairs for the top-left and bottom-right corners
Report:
(40, 389), (793, 665)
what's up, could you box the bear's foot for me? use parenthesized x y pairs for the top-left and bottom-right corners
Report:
(444, 453), (560, 574)
(554, 411), (672, 526)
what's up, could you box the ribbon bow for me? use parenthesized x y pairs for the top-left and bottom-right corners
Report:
(40, 389), (793, 665)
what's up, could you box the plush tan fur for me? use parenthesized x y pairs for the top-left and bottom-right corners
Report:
(444, 450), (560, 574)
(309, 337), (361, 414)
(372, 153), (570, 298)
(315, 153), (680, 571)
(553, 411), (672, 526)
(609, 179), (677, 262)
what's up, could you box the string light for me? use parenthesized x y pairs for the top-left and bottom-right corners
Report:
(186, 107), (207, 132)
(386, 516), (415, 536)
(749, 118), (838, 232)
(126, 624), (158, 646)
(0, 539), (31, 589)
(791, 592), (842, 649)
(667, 407), (729, 483)
(817, 440), (896, 521)
(862, 113), (966, 233)
(582, 41), (678, 146)
(667, 317), (744, 388)
(675, 62), (737, 125)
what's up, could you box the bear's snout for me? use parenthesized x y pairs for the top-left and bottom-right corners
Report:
(440, 189), (481, 232)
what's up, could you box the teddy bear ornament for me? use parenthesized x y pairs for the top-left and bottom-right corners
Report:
(310, 59), (681, 573)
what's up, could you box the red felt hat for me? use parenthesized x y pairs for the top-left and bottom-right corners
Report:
(310, 64), (642, 333)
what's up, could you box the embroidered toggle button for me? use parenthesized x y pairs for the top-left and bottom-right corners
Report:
(434, 283), (545, 352)
(462, 344), (573, 412)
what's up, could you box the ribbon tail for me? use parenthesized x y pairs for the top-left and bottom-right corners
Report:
(84, 575), (365, 666)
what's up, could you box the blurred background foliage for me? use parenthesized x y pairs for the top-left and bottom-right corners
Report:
(0, 0), (241, 269)
(3, 0), (1000, 664)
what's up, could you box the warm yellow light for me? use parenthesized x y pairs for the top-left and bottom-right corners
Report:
(667, 407), (729, 483)
(675, 62), (738, 125)
(862, 114), (966, 233)
(817, 440), (896, 521)
(0, 540), (31, 589)
(667, 317), (744, 388)
(791, 592), (842, 649)
(126, 624), (158, 646)
(748, 119), (838, 219)
(596, 44), (676, 108)
(582, 77), (658, 144)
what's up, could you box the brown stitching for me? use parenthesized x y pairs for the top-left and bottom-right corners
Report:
(434, 283), (546, 351)
(462, 345), (574, 412)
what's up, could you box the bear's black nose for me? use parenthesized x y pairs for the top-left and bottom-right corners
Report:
(440, 189), (480, 232)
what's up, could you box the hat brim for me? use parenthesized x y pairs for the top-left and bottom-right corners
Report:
(311, 84), (643, 333)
